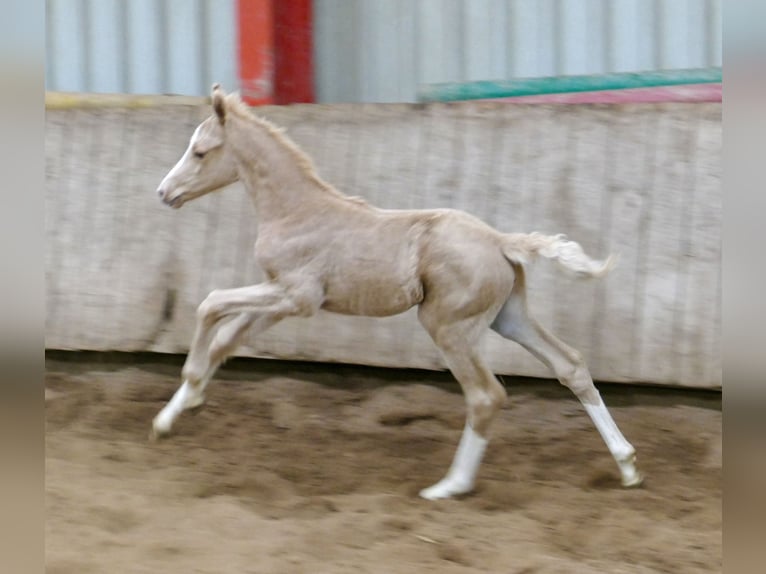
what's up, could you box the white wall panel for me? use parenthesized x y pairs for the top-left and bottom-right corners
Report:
(125, 0), (163, 94)
(47, 0), (87, 92)
(46, 0), (721, 100)
(86, 0), (123, 93)
(463, 0), (503, 81)
(558, 0), (589, 75)
(46, 0), (237, 96)
(165, 0), (204, 95)
(313, 0), (362, 102)
(416, 0), (463, 84)
(314, 0), (723, 103)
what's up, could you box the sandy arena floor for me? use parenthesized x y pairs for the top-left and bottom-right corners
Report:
(45, 356), (721, 574)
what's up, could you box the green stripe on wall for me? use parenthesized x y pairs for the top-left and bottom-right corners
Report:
(418, 67), (722, 103)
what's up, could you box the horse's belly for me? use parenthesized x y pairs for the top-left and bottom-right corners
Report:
(321, 277), (422, 317)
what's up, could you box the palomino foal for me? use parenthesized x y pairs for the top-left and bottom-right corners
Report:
(153, 85), (642, 499)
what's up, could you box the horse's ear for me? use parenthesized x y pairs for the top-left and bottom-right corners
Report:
(212, 83), (226, 124)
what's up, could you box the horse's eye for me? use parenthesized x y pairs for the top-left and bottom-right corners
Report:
(194, 150), (206, 159)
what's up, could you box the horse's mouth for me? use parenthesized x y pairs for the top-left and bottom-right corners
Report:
(165, 196), (184, 209)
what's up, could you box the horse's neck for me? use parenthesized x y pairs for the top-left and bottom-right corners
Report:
(228, 117), (333, 221)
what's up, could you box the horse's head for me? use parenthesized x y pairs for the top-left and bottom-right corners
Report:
(156, 85), (238, 208)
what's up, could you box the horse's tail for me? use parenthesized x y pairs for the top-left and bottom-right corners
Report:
(500, 232), (616, 278)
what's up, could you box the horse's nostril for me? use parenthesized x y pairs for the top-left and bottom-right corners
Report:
(157, 188), (165, 199)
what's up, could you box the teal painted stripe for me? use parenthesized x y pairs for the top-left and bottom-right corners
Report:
(418, 67), (722, 103)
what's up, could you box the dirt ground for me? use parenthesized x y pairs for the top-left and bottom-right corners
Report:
(45, 355), (721, 574)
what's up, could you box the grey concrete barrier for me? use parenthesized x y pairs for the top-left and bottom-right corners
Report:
(45, 94), (721, 388)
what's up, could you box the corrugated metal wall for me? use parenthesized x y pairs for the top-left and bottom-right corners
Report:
(46, 0), (721, 102)
(45, 0), (238, 95)
(314, 0), (723, 103)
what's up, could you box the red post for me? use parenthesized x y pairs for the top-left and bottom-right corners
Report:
(236, 0), (275, 105)
(273, 0), (315, 104)
(236, 0), (314, 106)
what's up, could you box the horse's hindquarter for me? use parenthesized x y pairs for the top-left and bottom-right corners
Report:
(415, 209), (516, 316)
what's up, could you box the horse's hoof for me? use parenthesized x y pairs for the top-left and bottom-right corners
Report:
(419, 478), (473, 501)
(621, 472), (644, 488)
(150, 417), (172, 442)
(617, 454), (643, 488)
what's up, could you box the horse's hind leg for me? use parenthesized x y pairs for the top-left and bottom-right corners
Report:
(417, 308), (507, 500)
(491, 290), (642, 487)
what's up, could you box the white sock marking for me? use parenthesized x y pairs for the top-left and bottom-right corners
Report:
(420, 424), (488, 500)
(581, 397), (642, 486)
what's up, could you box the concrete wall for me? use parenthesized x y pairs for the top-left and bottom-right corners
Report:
(45, 96), (721, 388)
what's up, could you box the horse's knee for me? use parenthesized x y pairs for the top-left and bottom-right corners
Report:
(557, 352), (598, 399)
(196, 291), (221, 324)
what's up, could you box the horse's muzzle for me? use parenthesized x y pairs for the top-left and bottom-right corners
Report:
(157, 186), (183, 208)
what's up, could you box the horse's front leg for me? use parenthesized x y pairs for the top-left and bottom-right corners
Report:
(151, 281), (320, 439)
(150, 312), (253, 440)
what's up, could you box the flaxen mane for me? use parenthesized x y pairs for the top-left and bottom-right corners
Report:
(223, 93), (368, 206)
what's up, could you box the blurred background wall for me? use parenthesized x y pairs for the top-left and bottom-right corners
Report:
(44, 1), (722, 388)
(45, 0), (722, 103)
